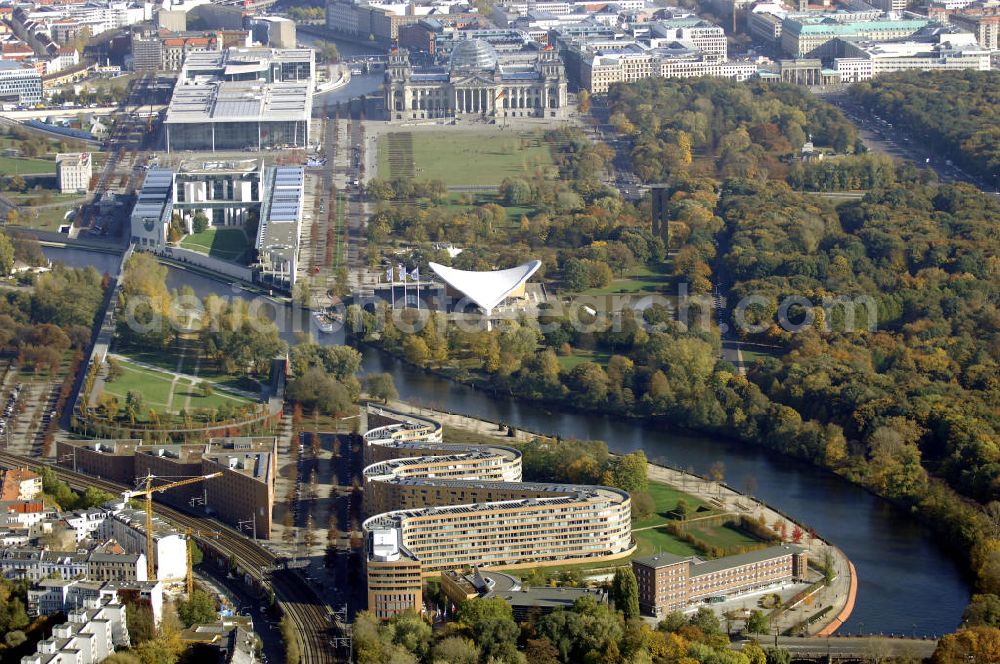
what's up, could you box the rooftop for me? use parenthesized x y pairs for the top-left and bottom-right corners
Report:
(164, 80), (312, 124)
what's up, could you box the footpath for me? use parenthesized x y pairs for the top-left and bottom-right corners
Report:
(380, 398), (854, 636)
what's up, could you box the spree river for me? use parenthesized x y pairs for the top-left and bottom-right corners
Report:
(44, 245), (970, 637)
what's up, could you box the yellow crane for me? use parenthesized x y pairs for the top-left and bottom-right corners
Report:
(121, 472), (223, 582)
(184, 527), (221, 596)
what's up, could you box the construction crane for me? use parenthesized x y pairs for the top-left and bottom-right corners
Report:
(185, 527), (221, 596)
(121, 472), (223, 582)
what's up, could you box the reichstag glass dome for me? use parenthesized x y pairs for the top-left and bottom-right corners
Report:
(450, 39), (499, 71)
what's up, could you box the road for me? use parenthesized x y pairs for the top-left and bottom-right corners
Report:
(0, 450), (340, 664)
(818, 90), (998, 199)
(737, 635), (938, 660)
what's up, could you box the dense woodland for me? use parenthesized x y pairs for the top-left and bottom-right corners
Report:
(354, 78), (1000, 636)
(850, 71), (1000, 184)
(353, 596), (790, 664)
(607, 78), (859, 183)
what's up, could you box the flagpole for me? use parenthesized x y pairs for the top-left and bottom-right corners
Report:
(390, 267), (395, 309)
(402, 266), (407, 309)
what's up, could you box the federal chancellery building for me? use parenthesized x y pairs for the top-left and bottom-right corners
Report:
(384, 39), (568, 122)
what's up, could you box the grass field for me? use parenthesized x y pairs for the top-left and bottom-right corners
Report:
(556, 349), (611, 371)
(632, 481), (715, 530)
(378, 130), (556, 186)
(578, 264), (675, 297)
(102, 358), (253, 420)
(0, 156), (56, 175)
(180, 228), (251, 262)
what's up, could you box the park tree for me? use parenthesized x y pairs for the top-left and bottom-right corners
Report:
(177, 588), (218, 627)
(604, 451), (648, 494)
(431, 636), (479, 664)
(964, 594), (1000, 628)
(611, 567), (640, 620)
(0, 231), (14, 276)
(365, 372), (398, 403)
(932, 626), (1000, 664)
(745, 610), (769, 635)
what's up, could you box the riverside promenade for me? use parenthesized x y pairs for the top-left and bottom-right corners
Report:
(377, 398), (854, 636)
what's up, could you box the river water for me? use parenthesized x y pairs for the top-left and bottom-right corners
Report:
(42, 212), (970, 636)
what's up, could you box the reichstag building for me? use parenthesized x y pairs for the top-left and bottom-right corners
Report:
(384, 39), (568, 123)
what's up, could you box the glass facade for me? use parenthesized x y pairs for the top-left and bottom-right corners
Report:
(167, 120), (308, 151)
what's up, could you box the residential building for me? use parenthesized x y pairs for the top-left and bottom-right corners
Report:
(56, 152), (92, 193)
(0, 468), (42, 501)
(100, 508), (186, 580)
(362, 408), (634, 619)
(0, 61), (43, 105)
(28, 579), (163, 624)
(180, 615), (258, 663)
(948, 11), (999, 50)
(384, 40), (568, 122)
(2, 501), (52, 530)
(20, 595), (129, 664)
(442, 569), (608, 620)
(632, 544), (808, 617)
(0, 544), (147, 583)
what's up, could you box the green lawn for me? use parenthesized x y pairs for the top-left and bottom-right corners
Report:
(556, 350), (611, 371)
(102, 357), (254, 420)
(740, 348), (782, 365)
(0, 156), (56, 175)
(633, 527), (703, 559)
(685, 523), (763, 551)
(578, 264), (675, 297)
(103, 361), (175, 413)
(11, 207), (75, 232)
(378, 130), (556, 186)
(180, 228), (250, 262)
(632, 481), (715, 530)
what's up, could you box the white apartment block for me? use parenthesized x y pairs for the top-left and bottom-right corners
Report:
(99, 508), (187, 580)
(56, 152), (93, 193)
(28, 578), (163, 624)
(20, 596), (129, 664)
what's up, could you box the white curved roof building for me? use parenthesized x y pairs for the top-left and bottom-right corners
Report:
(428, 259), (541, 315)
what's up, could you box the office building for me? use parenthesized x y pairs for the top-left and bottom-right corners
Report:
(0, 468), (42, 502)
(442, 569), (608, 620)
(362, 407), (634, 619)
(633, 544), (808, 617)
(56, 152), (93, 194)
(255, 166), (303, 292)
(947, 11), (999, 50)
(384, 40), (568, 122)
(56, 437), (277, 538)
(20, 595), (129, 664)
(0, 61), (42, 106)
(780, 16), (930, 56)
(834, 27), (990, 81)
(325, 0), (479, 43)
(164, 48), (314, 152)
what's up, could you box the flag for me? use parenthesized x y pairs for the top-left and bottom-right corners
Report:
(386, 267), (393, 282)
(409, 267), (419, 281)
(397, 264), (406, 281)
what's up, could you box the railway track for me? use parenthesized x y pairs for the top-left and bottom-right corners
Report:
(0, 450), (336, 664)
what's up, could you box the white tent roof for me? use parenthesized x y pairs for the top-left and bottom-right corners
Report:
(428, 260), (541, 313)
